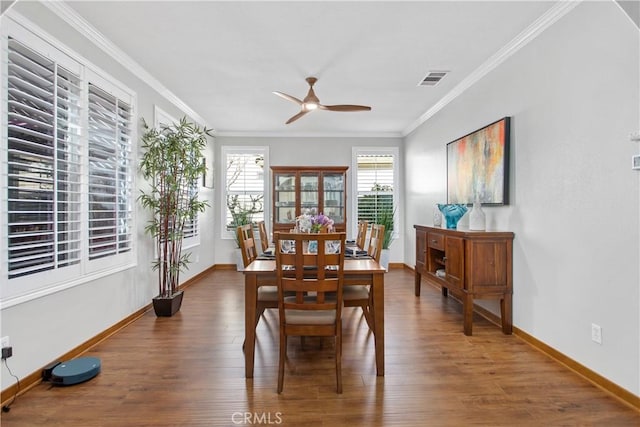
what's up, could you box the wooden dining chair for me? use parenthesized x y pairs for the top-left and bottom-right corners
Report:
(257, 220), (270, 254)
(355, 220), (368, 250)
(343, 223), (385, 331)
(366, 223), (385, 263)
(237, 224), (278, 329)
(237, 224), (258, 268)
(274, 231), (346, 394)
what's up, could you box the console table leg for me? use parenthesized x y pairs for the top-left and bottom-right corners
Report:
(463, 293), (474, 336)
(414, 271), (422, 296)
(500, 294), (513, 334)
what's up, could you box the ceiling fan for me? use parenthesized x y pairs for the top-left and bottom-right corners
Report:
(273, 77), (371, 124)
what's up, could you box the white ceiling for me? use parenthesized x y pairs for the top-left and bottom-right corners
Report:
(61, 1), (560, 137)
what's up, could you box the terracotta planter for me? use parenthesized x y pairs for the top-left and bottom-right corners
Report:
(152, 290), (184, 317)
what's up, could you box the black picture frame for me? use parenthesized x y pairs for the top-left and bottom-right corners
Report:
(446, 116), (510, 205)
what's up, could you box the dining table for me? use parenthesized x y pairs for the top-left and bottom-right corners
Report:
(242, 257), (387, 378)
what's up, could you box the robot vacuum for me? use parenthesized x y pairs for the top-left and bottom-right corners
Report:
(50, 357), (101, 386)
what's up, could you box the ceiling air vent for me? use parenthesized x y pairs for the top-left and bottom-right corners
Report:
(419, 71), (449, 87)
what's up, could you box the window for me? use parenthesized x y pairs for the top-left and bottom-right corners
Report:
(222, 147), (268, 238)
(352, 148), (398, 237)
(2, 19), (136, 305)
(6, 38), (83, 279)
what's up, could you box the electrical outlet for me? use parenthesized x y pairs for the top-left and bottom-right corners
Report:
(591, 323), (602, 345)
(1, 347), (12, 359)
(0, 336), (9, 349)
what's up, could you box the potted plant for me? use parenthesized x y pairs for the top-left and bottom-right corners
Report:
(139, 117), (212, 316)
(376, 206), (396, 271)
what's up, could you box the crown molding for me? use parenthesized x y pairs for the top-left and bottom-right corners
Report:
(215, 130), (403, 139)
(615, 0), (640, 30)
(402, 0), (582, 137)
(41, 1), (581, 139)
(41, 1), (212, 130)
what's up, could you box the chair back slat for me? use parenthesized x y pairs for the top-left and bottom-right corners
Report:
(257, 220), (269, 253)
(367, 224), (385, 263)
(356, 220), (368, 250)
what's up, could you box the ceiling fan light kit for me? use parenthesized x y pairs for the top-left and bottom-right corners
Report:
(273, 77), (371, 124)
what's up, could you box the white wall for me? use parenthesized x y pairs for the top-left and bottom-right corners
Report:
(404, 1), (639, 395)
(213, 136), (404, 266)
(0, 3), (216, 390)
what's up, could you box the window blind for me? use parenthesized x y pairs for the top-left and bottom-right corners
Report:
(182, 183), (198, 239)
(87, 84), (133, 260)
(356, 154), (394, 223)
(224, 152), (265, 228)
(6, 38), (82, 278)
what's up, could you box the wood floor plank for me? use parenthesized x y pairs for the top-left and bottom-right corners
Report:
(1, 269), (638, 426)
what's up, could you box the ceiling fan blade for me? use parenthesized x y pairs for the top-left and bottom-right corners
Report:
(273, 91), (303, 105)
(285, 110), (310, 124)
(276, 77), (371, 124)
(319, 104), (372, 112)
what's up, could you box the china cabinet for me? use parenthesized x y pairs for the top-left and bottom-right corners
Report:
(271, 166), (347, 235)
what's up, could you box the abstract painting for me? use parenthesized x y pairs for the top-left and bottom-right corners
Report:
(447, 117), (510, 205)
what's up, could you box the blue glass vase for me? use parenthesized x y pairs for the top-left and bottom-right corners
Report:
(437, 204), (468, 229)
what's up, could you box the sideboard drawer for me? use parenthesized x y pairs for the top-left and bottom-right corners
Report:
(427, 232), (444, 250)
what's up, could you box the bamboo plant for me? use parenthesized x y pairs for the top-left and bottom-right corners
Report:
(377, 206), (396, 249)
(139, 117), (212, 298)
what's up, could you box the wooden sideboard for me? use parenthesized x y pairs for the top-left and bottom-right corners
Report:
(414, 225), (514, 335)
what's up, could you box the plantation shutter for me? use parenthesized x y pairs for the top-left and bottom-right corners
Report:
(87, 84), (133, 260)
(356, 154), (394, 223)
(182, 183), (198, 239)
(6, 38), (82, 278)
(225, 152), (265, 228)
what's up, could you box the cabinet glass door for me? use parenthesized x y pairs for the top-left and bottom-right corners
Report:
(300, 174), (319, 215)
(323, 173), (344, 224)
(274, 173), (296, 224)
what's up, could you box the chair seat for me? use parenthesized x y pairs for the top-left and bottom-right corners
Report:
(284, 295), (337, 324)
(284, 309), (337, 325)
(342, 285), (369, 300)
(257, 286), (278, 301)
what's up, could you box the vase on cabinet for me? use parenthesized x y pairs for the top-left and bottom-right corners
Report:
(437, 204), (467, 229)
(433, 205), (442, 227)
(468, 197), (486, 231)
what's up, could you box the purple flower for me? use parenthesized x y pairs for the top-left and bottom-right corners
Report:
(311, 213), (334, 232)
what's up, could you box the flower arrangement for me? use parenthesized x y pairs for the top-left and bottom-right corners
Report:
(296, 210), (334, 233)
(311, 213), (334, 233)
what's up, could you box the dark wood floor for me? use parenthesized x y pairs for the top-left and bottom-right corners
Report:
(1, 268), (638, 426)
